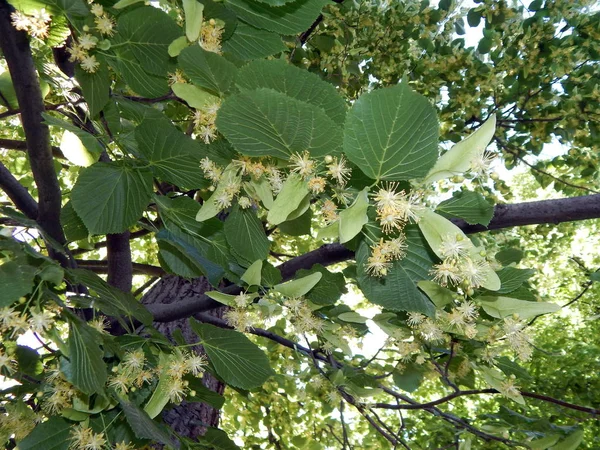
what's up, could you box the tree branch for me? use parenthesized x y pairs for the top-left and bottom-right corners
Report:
(0, 1), (66, 246)
(0, 138), (66, 159)
(75, 260), (165, 277)
(0, 161), (38, 220)
(106, 233), (133, 292)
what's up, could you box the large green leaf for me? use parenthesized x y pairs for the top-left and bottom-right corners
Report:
(356, 227), (436, 315)
(495, 267), (535, 294)
(61, 201), (89, 242)
(0, 261), (36, 307)
(343, 82), (439, 181)
(71, 162), (153, 235)
(236, 59), (347, 125)
(75, 62), (110, 118)
(436, 191), (494, 226)
(120, 398), (175, 446)
(217, 88), (341, 159)
(224, 205), (270, 266)
(266, 174), (309, 225)
(179, 46), (238, 96)
(108, 48), (170, 98)
(225, 0), (327, 35)
(117, 6), (182, 76)
(198, 428), (241, 450)
(18, 417), (71, 450)
(68, 269), (153, 325)
(68, 320), (107, 394)
(222, 23), (286, 61)
(135, 118), (207, 189)
(190, 320), (274, 389)
(156, 228), (226, 285)
(183, 0), (204, 41)
(424, 114), (496, 183)
(477, 296), (560, 320)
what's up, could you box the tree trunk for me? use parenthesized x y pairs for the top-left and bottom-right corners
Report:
(142, 275), (225, 440)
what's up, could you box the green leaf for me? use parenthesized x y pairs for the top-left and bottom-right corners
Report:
(156, 228), (225, 285)
(495, 267), (535, 294)
(344, 82), (439, 181)
(338, 188), (369, 243)
(217, 88), (342, 159)
(135, 118), (207, 189)
(424, 114), (496, 183)
(222, 23), (286, 61)
(296, 264), (347, 305)
(68, 320), (107, 394)
(71, 162), (153, 235)
(279, 208), (312, 236)
(479, 366), (525, 405)
(393, 364), (425, 393)
(168, 36), (189, 57)
(337, 312), (367, 323)
(205, 291), (238, 306)
(75, 62), (110, 118)
(0, 261), (36, 307)
(0, 72), (18, 109)
(357, 227), (436, 315)
(120, 398), (175, 446)
(495, 248), (523, 266)
(117, 6), (182, 77)
(144, 352), (172, 418)
(183, 0), (204, 41)
(15, 345), (43, 377)
(477, 296), (560, 320)
(531, 435), (561, 450)
(179, 46), (237, 96)
(273, 272), (322, 297)
(436, 191), (494, 226)
(241, 260), (263, 286)
(467, 8), (482, 27)
(417, 280), (454, 308)
(113, 0), (144, 8)
(549, 430), (583, 450)
(196, 164), (242, 222)
(224, 0), (327, 35)
(18, 417), (71, 450)
(417, 208), (474, 260)
(43, 113), (103, 154)
(171, 83), (220, 109)
(59, 130), (98, 167)
(190, 320), (274, 389)
(108, 48), (169, 98)
(225, 205), (270, 266)
(236, 59), (347, 125)
(198, 427), (241, 450)
(267, 174), (310, 225)
(69, 268), (153, 325)
(245, 177), (273, 209)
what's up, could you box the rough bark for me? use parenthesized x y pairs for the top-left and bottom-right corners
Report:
(141, 275), (225, 441)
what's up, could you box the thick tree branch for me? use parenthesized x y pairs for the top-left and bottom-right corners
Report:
(75, 260), (165, 277)
(0, 138), (66, 159)
(149, 193), (600, 323)
(106, 233), (133, 292)
(0, 1), (66, 246)
(70, 228), (153, 255)
(0, 161), (38, 220)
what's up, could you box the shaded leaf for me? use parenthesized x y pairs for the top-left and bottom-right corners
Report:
(71, 162), (153, 235)
(18, 417), (71, 450)
(436, 191), (494, 226)
(68, 320), (107, 394)
(236, 59), (347, 125)
(477, 296), (560, 320)
(344, 82), (439, 181)
(222, 23), (286, 61)
(179, 46), (237, 96)
(120, 398), (175, 446)
(190, 320), (274, 389)
(0, 261), (36, 307)
(217, 88), (342, 159)
(224, 205), (270, 266)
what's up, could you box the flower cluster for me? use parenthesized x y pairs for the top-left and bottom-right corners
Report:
(107, 349), (154, 395)
(69, 425), (106, 450)
(10, 8), (51, 39)
(200, 19), (224, 53)
(193, 100), (221, 143)
(374, 182), (422, 234)
(430, 233), (491, 290)
(364, 236), (407, 277)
